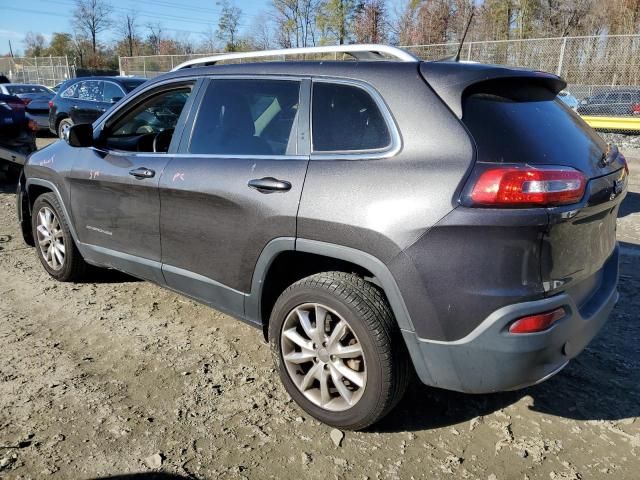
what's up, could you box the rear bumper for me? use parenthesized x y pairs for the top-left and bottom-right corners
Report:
(403, 245), (619, 393)
(26, 112), (50, 130)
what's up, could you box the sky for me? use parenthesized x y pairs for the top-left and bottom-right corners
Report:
(0, 0), (275, 56)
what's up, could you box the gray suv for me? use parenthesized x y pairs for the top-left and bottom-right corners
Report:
(17, 45), (627, 430)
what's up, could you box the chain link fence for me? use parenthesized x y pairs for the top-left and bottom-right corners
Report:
(119, 54), (220, 79)
(405, 35), (640, 119)
(0, 56), (74, 88)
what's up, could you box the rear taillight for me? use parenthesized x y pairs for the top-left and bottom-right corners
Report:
(469, 166), (587, 207)
(7, 101), (25, 111)
(509, 307), (566, 334)
(28, 119), (38, 132)
(620, 153), (629, 175)
(632, 103), (640, 115)
(48, 100), (54, 109)
(21, 98), (32, 106)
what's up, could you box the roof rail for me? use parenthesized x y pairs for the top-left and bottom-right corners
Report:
(171, 44), (419, 71)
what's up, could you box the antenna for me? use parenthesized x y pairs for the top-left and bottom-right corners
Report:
(454, 8), (475, 62)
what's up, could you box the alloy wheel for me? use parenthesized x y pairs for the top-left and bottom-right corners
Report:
(36, 206), (65, 271)
(280, 303), (367, 412)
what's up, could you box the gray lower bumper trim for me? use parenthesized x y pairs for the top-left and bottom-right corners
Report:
(402, 280), (619, 394)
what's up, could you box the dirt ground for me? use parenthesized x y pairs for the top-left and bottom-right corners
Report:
(0, 138), (639, 479)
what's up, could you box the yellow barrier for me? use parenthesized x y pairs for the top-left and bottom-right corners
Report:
(582, 116), (640, 132)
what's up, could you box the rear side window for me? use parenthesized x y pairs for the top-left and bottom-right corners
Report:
(462, 85), (607, 166)
(103, 82), (125, 103)
(76, 81), (103, 102)
(61, 82), (79, 98)
(312, 82), (390, 152)
(189, 79), (300, 156)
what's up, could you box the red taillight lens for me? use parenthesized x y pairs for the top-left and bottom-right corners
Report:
(21, 98), (32, 106)
(28, 119), (38, 132)
(509, 307), (566, 334)
(48, 100), (54, 109)
(470, 167), (587, 207)
(632, 103), (640, 115)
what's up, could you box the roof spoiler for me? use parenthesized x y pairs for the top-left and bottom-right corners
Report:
(420, 61), (566, 118)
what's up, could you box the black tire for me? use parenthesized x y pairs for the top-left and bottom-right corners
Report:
(57, 118), (73, 139)
(31, 192), (87, 282)
(269, 272), (410, 430)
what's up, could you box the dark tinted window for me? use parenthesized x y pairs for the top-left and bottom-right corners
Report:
(103, 82), (125, 103)
(312, 82), (390, 152)
(76, 81), (103, 101)
(5, 85), (53, 95)
(462, 87), (607, 166)
(190, 79), (300, 156)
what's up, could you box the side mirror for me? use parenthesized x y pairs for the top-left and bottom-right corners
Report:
(66, 123), (94, 148)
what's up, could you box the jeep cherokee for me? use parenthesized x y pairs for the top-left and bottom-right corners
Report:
(17, 45), (627, 430)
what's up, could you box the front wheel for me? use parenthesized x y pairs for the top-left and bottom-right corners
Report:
(269, 272), (410, 430)
(32, 192), (87, 281)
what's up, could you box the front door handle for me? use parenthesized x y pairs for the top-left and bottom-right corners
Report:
(129, 167), (155, 179)
(248, 177), (292, 193)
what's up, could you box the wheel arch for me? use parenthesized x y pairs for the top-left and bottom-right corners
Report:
(249, 238), (416, 341)
(25, 178), (80, 244)
(55, 114), (71, 136)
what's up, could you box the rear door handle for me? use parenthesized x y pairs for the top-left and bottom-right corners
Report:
(248, 177), (292, 193)
(129, 167), (155, 179)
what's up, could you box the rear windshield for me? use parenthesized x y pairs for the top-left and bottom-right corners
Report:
(462, 86), (607, 165)
(5, 85), (52, 95)
(122, 80), (146, 92)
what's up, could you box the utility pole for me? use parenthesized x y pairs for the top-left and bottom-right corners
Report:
(8, 40), (14, 58)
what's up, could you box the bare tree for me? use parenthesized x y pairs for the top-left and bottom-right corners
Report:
(202, 26), (218, 52)
(118, 12), (140, 57)
(147, 23), (164, 55)
(272, 0), (320, 48)
(71, 32), (91, 68)
(72, 0), (113, 55)
(216, 0), (243, 51)
(24, 32), (47, 57)
(247, 13), (276, 50)
(354, 0), (388, 44)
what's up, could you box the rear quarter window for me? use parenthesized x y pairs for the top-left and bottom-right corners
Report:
(312, 82), (391, 152)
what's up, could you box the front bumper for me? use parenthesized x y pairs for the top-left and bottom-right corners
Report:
(403, 245), (619, 393)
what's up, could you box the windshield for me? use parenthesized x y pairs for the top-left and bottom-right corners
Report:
(5, 85), (53, 95)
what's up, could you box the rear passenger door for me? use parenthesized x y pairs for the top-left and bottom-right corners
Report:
(159, 77), (310, 319)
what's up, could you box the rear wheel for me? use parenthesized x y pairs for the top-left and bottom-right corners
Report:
(32, 192), (87, 281)
(269, 272), (409, 430)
